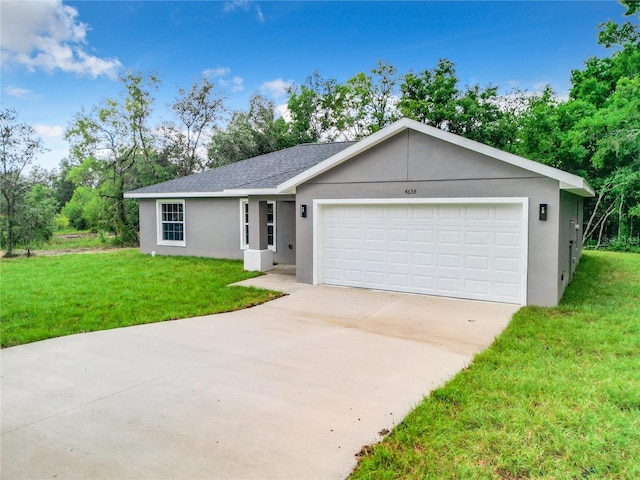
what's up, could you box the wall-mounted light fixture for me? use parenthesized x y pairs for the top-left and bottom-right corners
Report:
(300, 204), (307, 218)
(539, 203), (548, 221)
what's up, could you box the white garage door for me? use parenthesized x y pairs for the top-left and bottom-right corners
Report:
(317, 201), (527, 304)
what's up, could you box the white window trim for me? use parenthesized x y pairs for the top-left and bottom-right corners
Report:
(156, 199), (186, 247)
(240, 199), (250, 250)
(239, 199), (276, 252)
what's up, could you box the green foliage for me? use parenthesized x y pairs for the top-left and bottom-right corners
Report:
(0, 108), (46, 256)
(160, 76), (224, 176)
(398, 59), (515, 150)
(65, 71), (160, 242)
(208, 94), (285, 166)
(18, 184), (58, 252)
(61, 185), (106, 230)
(351, 251), (640, 479)
(53, 213), (70, 230)
(0, 250), (282, 347)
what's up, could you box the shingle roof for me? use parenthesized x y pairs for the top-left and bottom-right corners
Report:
(126, 142), (355, 197)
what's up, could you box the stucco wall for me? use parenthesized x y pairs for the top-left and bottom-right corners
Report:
(275, 201), (296, 265)
(295, 129), (565, 306)
(139, 197), (296, 264)
(139, 198), (242, 259)
(557, 190), (585, 302)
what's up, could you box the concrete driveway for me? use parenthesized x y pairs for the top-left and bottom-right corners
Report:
(1, 273), (518, 479)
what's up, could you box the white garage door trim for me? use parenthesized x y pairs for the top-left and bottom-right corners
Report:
(313, 197), (529, 305)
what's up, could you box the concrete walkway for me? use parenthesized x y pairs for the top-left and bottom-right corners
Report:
(1, 273), (518, 479)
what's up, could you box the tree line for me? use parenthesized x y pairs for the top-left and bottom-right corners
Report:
(1, 8), (639, 256)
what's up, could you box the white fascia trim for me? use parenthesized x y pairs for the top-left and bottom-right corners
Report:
(312, 196), (529, 305)
(559, 181), (595, 197)
(222, 188), (282, 196)
(126, 191), (235, 199)
(278, 117), (594, 198)
(125, 189), (282, 199)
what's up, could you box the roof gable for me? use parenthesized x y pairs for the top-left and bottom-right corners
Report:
(278, 118), (595, 197)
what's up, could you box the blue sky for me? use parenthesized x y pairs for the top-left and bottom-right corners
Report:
(0, 1), (632, 171)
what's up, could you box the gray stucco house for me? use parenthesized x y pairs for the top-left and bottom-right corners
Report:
(125, 118), (594, 306)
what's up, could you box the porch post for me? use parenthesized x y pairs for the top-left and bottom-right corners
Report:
(244, 198), (273, 271)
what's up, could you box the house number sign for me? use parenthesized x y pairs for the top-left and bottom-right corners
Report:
(404, 188), (417, 195)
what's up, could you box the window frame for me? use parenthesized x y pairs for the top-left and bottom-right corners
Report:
(240, 199), (276, 252)
(156, 199), (186, 247)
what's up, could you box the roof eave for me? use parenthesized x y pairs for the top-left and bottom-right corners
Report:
(125, 191), (235, 199)
(560, 181), (596, 198)
(124, 188), (283, 199)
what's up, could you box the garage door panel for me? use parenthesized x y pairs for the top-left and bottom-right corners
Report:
(388, 207), (409, 220)
(466, 279), (490, 295)
(438, 277), (462, 293)
(388, 251), (409, 265)
(466, 231), (491, 246)
(466, 255), (490, 271)
(319, 202), (525, 304)
(495, 231), (521, 247)
(437, 254), (462, 268)
(495, 256), (520, 272)
(438, 230), (462, 245)
(344, 249), (364, 261)
(438, 207), (463, 220)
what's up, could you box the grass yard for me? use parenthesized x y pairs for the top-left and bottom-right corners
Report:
(0, 250), (281, 348)
(351, 251), (640, 479)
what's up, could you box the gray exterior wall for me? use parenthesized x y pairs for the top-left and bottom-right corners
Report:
(557, 190), (584, 302)
(139, 197), (296, 264)
(139, 197), (243, 259)
(275, 200), (296, 265)
(295, 129), (568, 306)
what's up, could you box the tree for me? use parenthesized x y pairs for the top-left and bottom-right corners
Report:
(160, 77), (225, 176)
(330, 60), (399, 139)
(398, 59), (513, 148)
(66, 71), (160, 244)
(284, 70), (350, 143)
(17, 183), (58, 256)
(398, 59), (459, 129)
(208, 95), (288, 167)
(0, 109), (45, 256)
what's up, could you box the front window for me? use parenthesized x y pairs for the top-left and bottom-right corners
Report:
(157, 200), (186, 246)
(240, 199), (276, 251)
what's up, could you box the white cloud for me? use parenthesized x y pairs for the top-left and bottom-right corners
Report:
(0, 0), (121, 78)
(223, 0), (265, 22)
(255, 5), (264, 22)
(230, 76), (244, 92)
(203, 67), (244, 93)
(202, 67), (231, 79)
(223, 0), (250, 13)
(33, 123), (65, 139)
(260, 78), (293, 99)
(274, 103), (291, 122)
(4, 86), (35, 98)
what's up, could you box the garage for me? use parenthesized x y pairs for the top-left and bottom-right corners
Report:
(315, 199), (528, 304)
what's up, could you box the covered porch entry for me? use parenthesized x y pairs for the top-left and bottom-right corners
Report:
(242, 196), (296, 271)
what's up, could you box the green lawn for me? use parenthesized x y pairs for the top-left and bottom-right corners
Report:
(0, 250), (281, 348)
(351, 251), (640, 479)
